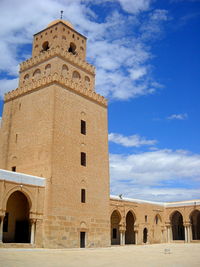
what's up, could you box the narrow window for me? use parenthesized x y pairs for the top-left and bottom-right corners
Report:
(15, 134), (18, 143)
(155, 215), (159, 224)
(81, 189), (86, 203)
(3, 213), (9, 232)
(113, 228), (117, 239)
(145, 215), (147, 222)
(81, 152), (86, 166)
(81, 120), (86, 135)
(12, 166), (16, 172)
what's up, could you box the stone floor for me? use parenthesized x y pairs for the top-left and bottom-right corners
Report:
(0, 243), (200, 267)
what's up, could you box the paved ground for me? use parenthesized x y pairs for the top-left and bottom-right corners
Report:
(0, 243), (200, 267)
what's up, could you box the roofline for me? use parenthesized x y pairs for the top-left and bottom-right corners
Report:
(110, 195), (200, 207)
(34, 21), (87, 40)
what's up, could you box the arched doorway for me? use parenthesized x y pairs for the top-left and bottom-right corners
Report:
(171, 211), (185, 240)
(111, 210), (121, 245)
(125, 211), (135, 244)
(3, 191), (30, 243)
(190, 210), (200, 240)
(143, 228), (148, 243)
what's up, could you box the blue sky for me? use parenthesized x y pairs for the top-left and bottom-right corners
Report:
(0, 0), (200, 201)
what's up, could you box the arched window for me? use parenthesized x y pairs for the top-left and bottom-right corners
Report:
(85, 76), (90, 88)
(45, 64), (51, 75)
(62, 64), (68, 77)
(33, 69), (41, 79)
(73, 71), (81, 80)
(42, 41), (49, 51)
(68, 42), (76, 55)
(24, 74), (29, 80)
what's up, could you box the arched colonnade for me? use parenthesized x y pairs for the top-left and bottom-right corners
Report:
(166, 209), (200, 243)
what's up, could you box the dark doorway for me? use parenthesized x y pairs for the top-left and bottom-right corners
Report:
(80, 232), (86, 248)
(111, 210), (121, 245)
(3, 191), (30, 243)
(125, 211), (135, 244)
(190, 210), (200, 240)
(143, 228), (148, 243)
(171, 211), (185, 240)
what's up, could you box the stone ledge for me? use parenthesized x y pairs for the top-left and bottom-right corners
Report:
(20, 46), (95, 75)
(0, 169), (46, 187)
(4, 73), (107, 107)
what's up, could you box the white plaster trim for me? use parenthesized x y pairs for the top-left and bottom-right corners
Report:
(110, 195), (200, 208)
(0, 169), (45, 187)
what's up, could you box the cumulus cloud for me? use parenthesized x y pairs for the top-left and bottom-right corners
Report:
(109, 133), (157, 147)
(110, 149), (200, 201)
(0, 0), (168, 100)
(167, 113), (188, 120)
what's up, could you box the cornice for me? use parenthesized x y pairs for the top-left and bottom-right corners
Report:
(4, 72), (107, 107)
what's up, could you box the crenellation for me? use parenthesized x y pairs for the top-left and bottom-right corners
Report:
(4, 73), (107, 107)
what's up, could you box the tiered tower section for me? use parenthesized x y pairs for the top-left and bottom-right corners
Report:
(0, 20), (110, 248)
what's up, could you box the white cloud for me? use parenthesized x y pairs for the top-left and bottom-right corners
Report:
(115, 0), (152, 14)
(110, 149), (200, 201)
(0, 0), (168, 100)
(0, 78), (19, 99)
(109, 133), (157, 147)
(167, 113), (188, 120)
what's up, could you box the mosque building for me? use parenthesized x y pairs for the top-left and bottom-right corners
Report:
(0, 19), (199, 248)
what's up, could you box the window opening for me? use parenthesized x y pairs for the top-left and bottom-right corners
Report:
(81, 152), (86, 166)
(68, 42), (76, 55)
(81, 120), (86, 135)
(145, 215), (147, 222)
(81, 189), (86, 203)
(12, 166), (16, 172)
(42, 41), (50, 51)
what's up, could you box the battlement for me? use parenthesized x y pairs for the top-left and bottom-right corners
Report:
(20, 46), (95, 75)
(4, 72), (107, 107)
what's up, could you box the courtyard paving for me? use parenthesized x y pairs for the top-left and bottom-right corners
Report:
(0, 243), (200, 267)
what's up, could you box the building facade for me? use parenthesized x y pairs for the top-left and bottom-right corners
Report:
(0, 20), (199, 248)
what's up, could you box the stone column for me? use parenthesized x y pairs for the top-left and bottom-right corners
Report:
(119, 230), (125, 246)
(135, 231), (138, 245)
(184, 225), (188, 242)
(30, 219), (36, 244)
(120, 231), (123, 245)
(166, 225), (171, 243)
(0, 216), (4, 243)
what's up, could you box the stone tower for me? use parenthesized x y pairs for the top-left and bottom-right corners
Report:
(0, 19), (110, 248)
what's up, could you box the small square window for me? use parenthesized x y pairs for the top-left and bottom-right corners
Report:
(81, 152), (86, 166)
(12, 166), (16, 172)
(81, 120), (86, 135)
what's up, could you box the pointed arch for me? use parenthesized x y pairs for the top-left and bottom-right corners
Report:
(125, 210), (136, 244)
(190, 210), (200, 240)
(3, 190), (31, 243)
(110, 210), (122, 245)
(170, 210), (185, 240)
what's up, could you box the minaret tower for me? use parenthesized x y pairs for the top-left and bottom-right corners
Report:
(0, 19), (110, 248)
